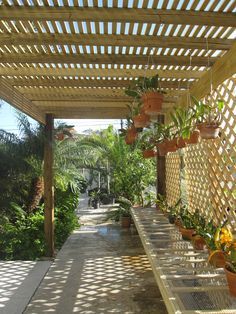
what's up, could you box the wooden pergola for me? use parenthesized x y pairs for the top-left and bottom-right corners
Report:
(0, 1), (235, 256)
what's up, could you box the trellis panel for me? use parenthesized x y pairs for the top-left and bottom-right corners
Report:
(166, 75), (236, 229)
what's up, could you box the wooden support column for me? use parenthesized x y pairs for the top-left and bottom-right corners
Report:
(44, 114), (54, 257)
(157, 115), (166, 197)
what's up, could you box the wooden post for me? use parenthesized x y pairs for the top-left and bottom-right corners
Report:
(44, 114), (54, 257)
(157, 115), (166, 197)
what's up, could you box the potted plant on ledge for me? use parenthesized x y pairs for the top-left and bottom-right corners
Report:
(225, 242), (236, 297)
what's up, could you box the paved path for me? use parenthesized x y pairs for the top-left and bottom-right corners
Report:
(24, 196), (167, 314)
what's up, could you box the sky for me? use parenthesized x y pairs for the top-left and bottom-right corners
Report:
(0, 100), (122, 135)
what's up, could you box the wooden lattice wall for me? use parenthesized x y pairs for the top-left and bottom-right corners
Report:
(166, 75), (236, 228)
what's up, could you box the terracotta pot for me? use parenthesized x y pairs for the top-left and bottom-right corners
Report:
(174, 218), (182, 228)
(208, 250), (226, 268)
(192, 235), (206, 250)
(55, 132), (65, 141)
(179, 227), (195, 241)
(133, 112), (150, 128)
(142, 149), (157, 158)
(142, 92), (164, 115)
(177, 137), (186, 149)
(185, 130), (200, 145)
(225, 266), (236, 297)
(121, 216), (131, 228)
(125, 126), (137, 145)
(197, 123), (221, 139)
(165, 138), (178, 153)
(157, 141), (167, 156)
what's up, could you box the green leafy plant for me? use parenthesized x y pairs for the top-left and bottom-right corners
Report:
(191, 96), (224, 126)
(170, 106), (194, 139)
(178, 206), (195, 229)
(125, 75), (165, 99)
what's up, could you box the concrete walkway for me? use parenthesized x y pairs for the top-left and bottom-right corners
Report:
(24, 196), (167, 314)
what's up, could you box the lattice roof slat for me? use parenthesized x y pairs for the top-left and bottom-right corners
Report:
(0, 1), (235, 121)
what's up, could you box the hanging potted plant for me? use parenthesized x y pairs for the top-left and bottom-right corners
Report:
(152, 122), (176, 155)
(191, 96), (224, 139)
(125, 74), (166, 115)
(126, 102), (150, 129)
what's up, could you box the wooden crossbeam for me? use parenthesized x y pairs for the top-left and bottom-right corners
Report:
(0, 7), (235, 27)
(23, 95), (178, 104)
(0, 53), (215, 66)
(0, 78), (45, 124)
(42, 107), (129, 119)
(178, 42), (236, 105)
(12, 79), (193, 89)
(0, 33), (233, 50)
(0, 68), (204, 79)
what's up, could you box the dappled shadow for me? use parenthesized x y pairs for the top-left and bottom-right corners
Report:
(0, 261), (35, 309)
(25, 227), (167, 313)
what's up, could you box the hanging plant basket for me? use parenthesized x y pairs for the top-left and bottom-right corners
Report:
(125, 126), (137, 145)
(133, 112), (150, 128)
(177, 137), (186, 149)
(225, 266), (236, 297)
(55, 132), (65, 141)
(142, 92), (164, 115)
(185, 130), (200, 145)
(197, 123), (221, 139)
(165, 138), (178, 153)
(142, 149), (157, 158)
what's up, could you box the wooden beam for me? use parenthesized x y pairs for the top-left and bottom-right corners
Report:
(45, 107), (129, 119)
(0, 68), (204, 79)
(0, 53), (215, 66)
(32, 98), (177, 107)
(0, 33), (233, 50)
(157, 115), (166, 197)
(0, 7), (235, 27)
(178, 42), (236, 105)
(14, 79), (192, 90)
(44, 113), (54, 258)
(0, 78), (45, 124)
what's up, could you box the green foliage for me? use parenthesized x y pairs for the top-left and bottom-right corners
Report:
(106, 197), (132, 221)
(125, 74), (165, 99)
(0, 186), (79, 260)
(54, 187), (80, 248)
(190, 96), (224, 125)
(0, 205), (45, 260)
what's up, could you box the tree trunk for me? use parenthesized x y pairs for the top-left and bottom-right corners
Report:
(28, 176), (44, 213)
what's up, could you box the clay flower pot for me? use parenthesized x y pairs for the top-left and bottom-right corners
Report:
(225, 266), (236, 297)
(142, 92), (164, 115)
(142, 149), (157, 158)
(185, 130), (200, 145)
(125, 126), (137, 145)
(121, 216), (131, 228)
(179, 227), (195, 241)
(165, 138), (178, 153)
(55, 132), (65, 141)
(191, 235), (206, 250)
(133, 112), (150, 128)
(208, 250), (226, 268)
(177, 137), (186, 149)
(197, 123), (221, 139)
